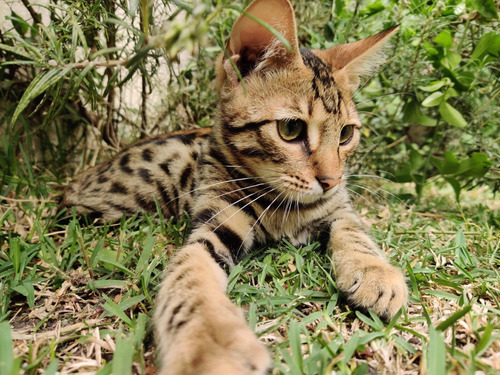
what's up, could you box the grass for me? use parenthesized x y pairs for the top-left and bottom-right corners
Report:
(1, 175), (499, 374)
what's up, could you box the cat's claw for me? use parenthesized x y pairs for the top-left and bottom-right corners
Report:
(337, 261), (408, 320)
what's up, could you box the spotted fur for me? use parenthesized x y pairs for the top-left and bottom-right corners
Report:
(60, 0), (407, 373)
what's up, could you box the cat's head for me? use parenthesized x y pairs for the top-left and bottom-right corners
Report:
(214, 0), (397, 203)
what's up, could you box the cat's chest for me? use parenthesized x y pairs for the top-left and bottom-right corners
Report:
(252, 191), (344, 245)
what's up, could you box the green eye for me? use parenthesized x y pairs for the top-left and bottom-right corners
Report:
(339, 125), (355, 145)
(278, 119), (305, 141)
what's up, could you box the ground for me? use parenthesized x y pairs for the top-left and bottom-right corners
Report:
(1, 180), (499, 374)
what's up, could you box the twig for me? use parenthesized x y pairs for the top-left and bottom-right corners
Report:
(383, 135), (408, 150)
(394, 230), (480, 235)
(11, 319), (105, 341)
(21, 0), (42, 25)
(70, 59), (129, 69)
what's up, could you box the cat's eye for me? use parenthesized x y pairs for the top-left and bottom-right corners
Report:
(339, 125), (355, 145)
(277, 119), (305, 141)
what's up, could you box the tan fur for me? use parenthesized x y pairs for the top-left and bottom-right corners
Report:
(60, 0), (407, 373)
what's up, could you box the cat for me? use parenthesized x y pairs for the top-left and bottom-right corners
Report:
(59, 0), (408, 373)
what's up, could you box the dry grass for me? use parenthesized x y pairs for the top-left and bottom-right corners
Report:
(1, 181), (499, 374)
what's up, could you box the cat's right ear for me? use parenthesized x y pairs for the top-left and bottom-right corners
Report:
(221, 0), (301, 86)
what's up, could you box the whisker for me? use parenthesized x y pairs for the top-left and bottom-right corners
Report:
(210, 185), (279, 233)
(348, 182), (409, 208)
(269, 191), (290, 220)
(346, 187), (374, 207)
(346, 173), (394, 184)
(202, 179), (281, 227)
(165, 176), (261, 206)
(236, 190), (286, 259)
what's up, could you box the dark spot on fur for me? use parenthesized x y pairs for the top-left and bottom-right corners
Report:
(138, 168), (152, 183)
(109, 182), (128, 194)
(119, 154), (133, 174)
(179, 164), (192, 190)
(97, 175), (109, 184)
(142, 148), (153, 162)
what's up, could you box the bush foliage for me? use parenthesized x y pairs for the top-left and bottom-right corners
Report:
(0, 0), (498, 201)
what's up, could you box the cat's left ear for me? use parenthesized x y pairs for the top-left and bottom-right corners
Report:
(317, 26), (399, 91)
(222, 0), (302, 85)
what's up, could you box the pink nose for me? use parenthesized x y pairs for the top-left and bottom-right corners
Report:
(316, 176), (341, 192)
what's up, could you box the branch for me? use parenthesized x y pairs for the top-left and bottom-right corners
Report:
(20, 0), (42, 25)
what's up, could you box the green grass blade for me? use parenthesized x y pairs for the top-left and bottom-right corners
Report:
(427, 327), (446, 375)
(11, 65), (74, 125)
(0, 322), (14, 375)
(112, 334), (134, 375)
(435, 305), (471, 331)
(288, 320), (304, 372)
(101, 294), (132, 326)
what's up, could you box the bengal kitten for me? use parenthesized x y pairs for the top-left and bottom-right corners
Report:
(60, 0), (408, 373)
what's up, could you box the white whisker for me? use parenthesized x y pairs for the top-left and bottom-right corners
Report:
(236, 190), (286, 259)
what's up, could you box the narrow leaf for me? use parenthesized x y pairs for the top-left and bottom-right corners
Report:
(427, 327), (446, 374)
(11, 65), (74, 125)
(421, 91), (444, 107)
(470, 0), (498, 19)
(112, 334), (134, 375)
(0, 322), (14, 375)
(439, 101), (467, 128)
(436, 305), (471, 331)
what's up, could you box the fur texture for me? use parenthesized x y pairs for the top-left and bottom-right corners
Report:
(60, 0), (407, 373)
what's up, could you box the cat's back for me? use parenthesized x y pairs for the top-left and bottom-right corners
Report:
(60, 127), (212, 221)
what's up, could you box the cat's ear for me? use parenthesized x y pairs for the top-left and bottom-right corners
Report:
(222, 0), (301, 84)
(319, 26), (399, 90)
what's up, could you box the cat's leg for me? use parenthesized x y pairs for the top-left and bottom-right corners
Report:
(327, 200), (408, 319)
(154, 201), (270, 374)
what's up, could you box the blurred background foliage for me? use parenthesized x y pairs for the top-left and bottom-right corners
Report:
(0, 0), (498, 202)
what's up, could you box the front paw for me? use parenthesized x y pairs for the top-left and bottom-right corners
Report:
(158, 301), (270, 375)
(336, 259), (408, 319)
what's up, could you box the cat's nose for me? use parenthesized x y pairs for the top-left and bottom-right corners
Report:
(316, 176), (341, 192)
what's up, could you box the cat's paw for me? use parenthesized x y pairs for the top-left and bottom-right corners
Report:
(336, 260), (408, 320)
(158, 300), (270, 375)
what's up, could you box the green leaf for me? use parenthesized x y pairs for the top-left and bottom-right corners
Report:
(436, 305), (472, 331)
(12, 282), (35, 308)
(402, 100), (437, 126)
(288, 320), (303, 371)
(44, 359), (59, 375)
(455, 152), (492, 178)
(11, 65), (74, 125)
(427, 327), (446, 374)
(101, 294), (133, 326)
(439, 101), (467, 128)
(443, 88), (459, 100)
(434, 30), (452, 48)
(445, 177), (461, 201)
(112, 334), (134, 375)
(0, 322), (14, 375)
(0, 43), (36, 61)
(342, 331), (360, 363)
(475, 324), (495, 356)
(136, 234), (155, 273)
(441, 151), (460, 174)
(422, 91), (444, 107)
(440, 51), (461, 69)
(471, 32), (500, 59)
(10, 12), (30, 36)
(470, 0), (498, 19)
(418, 79), (448, 92)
